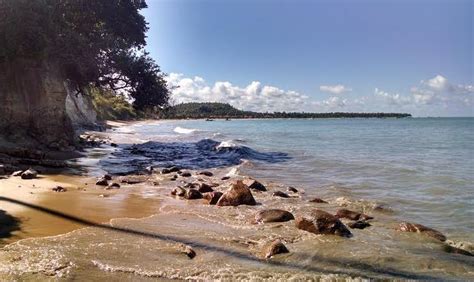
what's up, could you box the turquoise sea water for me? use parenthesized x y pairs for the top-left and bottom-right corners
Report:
(125, 117), (474, 241)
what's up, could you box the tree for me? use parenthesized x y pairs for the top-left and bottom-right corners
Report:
(0, 0), (169, 111)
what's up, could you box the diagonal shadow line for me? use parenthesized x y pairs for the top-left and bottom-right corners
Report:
(0, 196), (440, 280)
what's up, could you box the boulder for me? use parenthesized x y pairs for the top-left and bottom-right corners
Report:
(263, 240), (289, 259)
(216, 180), (257, 206)
(254, 209), (294, 223)
(309, 197), (328, 203)
(272, 191), (290, 198)
(197, 183), (214, 193)
(202, 191), (223, 205)
(199, 171), (213, 177)
(180, 172), (192, 177)
(96, 177), (108, 186)
(348, 221), (371, 229)
(185, 189), (202, 200)
(103, 174), (112, 180)
(336, 209), (373, 221)
(171, 187), (186, 197)
(287, 186), (298, 193)
(242, 179), (267, 191)
(12, 170), (23, 177)
(295, 209), (352, 237)
(21, 168), (38, 179)
(161, 166), (180, 174)
(398, 222), (446, 242)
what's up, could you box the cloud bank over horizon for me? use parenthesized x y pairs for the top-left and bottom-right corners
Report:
(167, 73), (473, 117)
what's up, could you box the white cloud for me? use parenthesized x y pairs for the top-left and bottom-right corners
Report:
(412, 74), (473, 106)
(167, 73), (309, 112)
(319, 84), (352, 94)
(374, 88), (411, 106)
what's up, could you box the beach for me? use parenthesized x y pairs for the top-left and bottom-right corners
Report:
(0, 118), (473, 280)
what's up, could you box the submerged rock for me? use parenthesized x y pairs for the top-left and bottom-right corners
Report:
(272, 191), (290, 198)
(171, 187), (186, 197)
(254, 209), (294, 223)
(185, 189), (202, 200)
(348, 221), (371, 229)
(398, 222), (446, 242)
(309, 197), (328, 203)
(287, 186), (298, 193)
(216, 180), (257, 206)
(443, 245), (474, 257)
(21, 168), (38, 179)
(263, 240), (289, 259)
(242, 179), (267, 191)
(336, 209), (373, 221)
(295, 209), (352, 237)
(199, 171), (213, 177)
(178, 244), (196, 259)
(202, 191), (223, 205)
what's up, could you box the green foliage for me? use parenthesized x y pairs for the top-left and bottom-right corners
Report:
(159, 102), (412, 119)
(0, 0), (169, 111)
(91, 89), (137, 121)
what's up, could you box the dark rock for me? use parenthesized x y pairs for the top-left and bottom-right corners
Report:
(202, 191), (223, 205)
(145, 166), (154, 174)
(185, 189), (202, 200)
(96, 177), (109, 186)
(110, 143), (118, 147)
(21, 168), (38, 179)
(106, 183), (121, 190)
(295, 209), (352, 238)
(171, 187), (186, 197)
(221, 176), (231, 180)
(52, 186), (67, 192)
(398, 222), (447, 242)
(161, 166), (180, 174)
(12, 170), (23, 177)
(183, 182), (199, 189)
(103, 174), (112, 181)
(242, 179), (267, 191)
(180, 172), (192, 177)
(199, 171), (213, 177)
(309, 197), (328, 203)
(255, 209), (295, 223)
(216, 180), (257, 206)
(272, 191), (290, 198)
(287, 186), (298, 193)
(348, 221), (371, 229)
(336, 209), (373, 221)
(197, 183), (214, 193)
(443, 245), (473, 256)
(263, 240), (289, 258)
(179, 244), (196, 259)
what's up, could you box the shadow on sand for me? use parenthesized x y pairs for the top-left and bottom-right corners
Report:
(0, 196), (442, 280)
(0, 209), (20, 239)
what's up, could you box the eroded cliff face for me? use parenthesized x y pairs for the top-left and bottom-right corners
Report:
(65, 85), (104, 132)
(0, 59), (74, 150)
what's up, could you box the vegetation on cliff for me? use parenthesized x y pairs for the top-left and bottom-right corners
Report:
(158, 102), (412, 119)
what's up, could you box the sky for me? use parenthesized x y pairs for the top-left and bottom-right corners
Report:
(142, 0), (473, 117)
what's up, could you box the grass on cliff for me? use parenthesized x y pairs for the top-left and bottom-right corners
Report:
(91, 90), (138, 121)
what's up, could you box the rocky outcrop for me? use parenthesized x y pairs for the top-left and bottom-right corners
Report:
(295, 209), (352, 237)
(398, 222), (447, 242)
(216, 180), (257, 206)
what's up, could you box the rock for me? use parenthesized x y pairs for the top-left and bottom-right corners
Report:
(106, 183), (121, 190)
(178, 244), (196, 259)
(183, 182), (199, 189)
(216, 180), (257, 206)
(199, 171), (213, 177)
(254, 209), (294, 223)
(119, 175), (147, 184)
(103, 174), (112, 180)
(171, 187), (186, 197)
(170, 174), (178, 181)
(272, 191), (290, 198)
(145, 166), (154, 174)
(263, 240), (289, 258)
(161, 166), (180, 174)
(0, 165), (5, 175)
(110, 143), (118, 147)
(185, 189), (202, 200)
(221, 176), (231, 180)
(96, 177), (109, 186)
(197, 183), (214, 193)
(52, 186), (67, 192)
(202, 191), (223, 205)
(309, 197), (328, 203)
(12, 170), (23, 177)
(287, 186), (298, 193)
(348, 221), (371, 229)
(398, 222), (446, 242)
(21, 168), (38, 179)
(242, 179), (267, 191)
(180, 172), (192, 177)
(443, 245), (473, 256)
(336, 209), (373, 221)
(295, 209), (352, 238)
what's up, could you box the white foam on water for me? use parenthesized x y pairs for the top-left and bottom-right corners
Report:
(173, 126), (198, 134)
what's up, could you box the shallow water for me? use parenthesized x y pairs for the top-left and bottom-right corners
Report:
(1, 118), (473, 280)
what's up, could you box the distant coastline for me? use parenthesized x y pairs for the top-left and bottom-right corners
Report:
(157, 102), (412, 120)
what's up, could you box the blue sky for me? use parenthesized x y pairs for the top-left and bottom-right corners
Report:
(142, 0), (473, 116)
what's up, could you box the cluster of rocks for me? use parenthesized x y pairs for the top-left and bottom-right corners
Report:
(10, 168), (38, 179)
(78, 133), (116, 148)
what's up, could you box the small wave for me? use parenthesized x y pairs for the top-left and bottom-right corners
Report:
(173, 126), (198, 134)
(217, 140), (238, 149)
